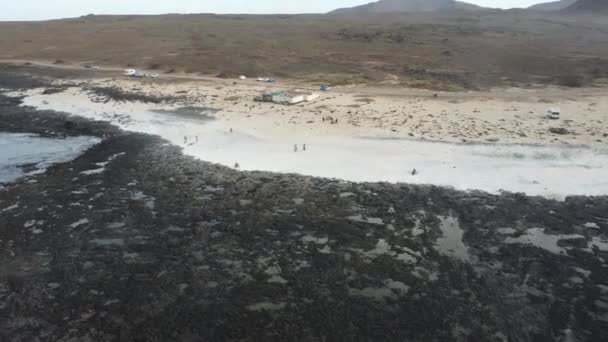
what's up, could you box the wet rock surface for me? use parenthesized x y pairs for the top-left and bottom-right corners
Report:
(1, 68), (608, 341)
(86, 86), (184, 104)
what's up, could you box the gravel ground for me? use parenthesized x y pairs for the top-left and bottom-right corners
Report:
(1, 66), (607, 342)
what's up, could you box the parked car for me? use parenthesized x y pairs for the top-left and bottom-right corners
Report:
(547, 108), (560, 120)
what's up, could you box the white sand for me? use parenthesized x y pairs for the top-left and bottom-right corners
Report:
(10, 87), (608, 198)
(68, 77), (608, 147)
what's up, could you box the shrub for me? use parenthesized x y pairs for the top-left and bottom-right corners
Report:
(556, 75), (584, 88)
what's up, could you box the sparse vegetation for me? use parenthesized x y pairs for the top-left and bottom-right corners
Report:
(147, 63), (162, 70)
(556, 74), (585, 88)
(86, 86), (181, 104)
(549, 127), (572, 135)
(2, 13), (606, 90)
(305, 74), (371, 86)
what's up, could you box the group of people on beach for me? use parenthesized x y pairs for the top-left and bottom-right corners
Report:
(184, 128), (235, 146)
(185, 127), (416, 175)
(183, 135), (199, 145)
(234, 143), (307, 170)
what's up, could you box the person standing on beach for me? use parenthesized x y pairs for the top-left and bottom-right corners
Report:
(303, 144), (306, 151)
(294, 144), (298, 152)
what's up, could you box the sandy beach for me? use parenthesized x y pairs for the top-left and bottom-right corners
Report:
(8, 74), (608, 198)
(47, 75), (608, 147)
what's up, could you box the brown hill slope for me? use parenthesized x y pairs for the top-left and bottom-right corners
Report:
(329, 0), (484, 14)
(565, 0), (608, 13)
(1, 13), (607, 89)
(528, 0), (577, 11)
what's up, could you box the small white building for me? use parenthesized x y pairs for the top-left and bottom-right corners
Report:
(304, 93), (320, 102)
(272, 91), (305, 105)
(255, 90), (320, 105)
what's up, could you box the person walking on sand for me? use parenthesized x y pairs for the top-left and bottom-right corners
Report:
(184, 136), (187, 144)
(411, 168), (418, 176)
(303, 144), (306, 151)
(294, 144), (298, 152)
(230, 128), (233, 134)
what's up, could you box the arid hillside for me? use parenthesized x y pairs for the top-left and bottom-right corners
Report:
(528, 0), (578, 11)
(329, 0), (486, 14)
(1, 13), (607, 90)
(565, 0), (608, 13)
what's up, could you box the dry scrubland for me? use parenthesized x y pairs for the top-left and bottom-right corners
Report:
(1, 13), (608, 90)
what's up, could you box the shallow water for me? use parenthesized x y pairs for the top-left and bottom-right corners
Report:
(14, 88), (608, 198)
(0, 132), (100, 185)
(435, 216), (470, 261)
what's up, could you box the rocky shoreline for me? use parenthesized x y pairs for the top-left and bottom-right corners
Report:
(1, 66), (607, 341)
